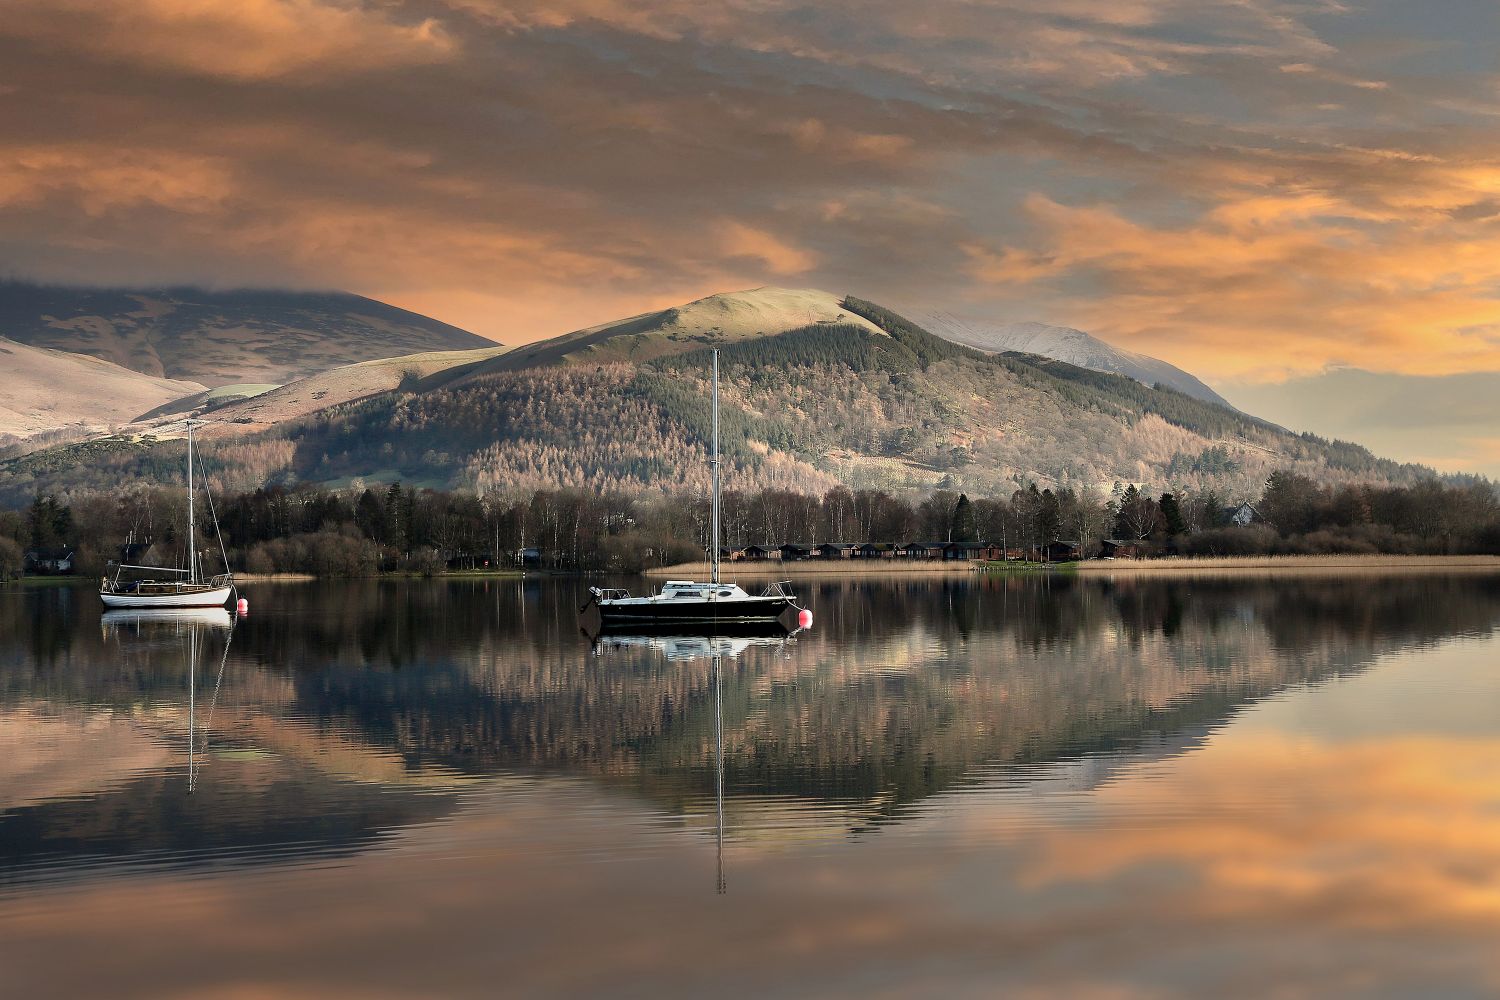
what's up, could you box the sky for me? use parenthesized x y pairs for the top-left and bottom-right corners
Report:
(2, 0), (1499, 474)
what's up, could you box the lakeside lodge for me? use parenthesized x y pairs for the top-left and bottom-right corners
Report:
(513, 539), (1153, 568)
(720, 540), (1098, 563)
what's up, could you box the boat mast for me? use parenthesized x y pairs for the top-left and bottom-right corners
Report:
(186, 420), (198, 585)
(710, 350), (721, 586)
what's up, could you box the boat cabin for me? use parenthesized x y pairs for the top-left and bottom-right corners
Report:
(659, 580), (749, 600)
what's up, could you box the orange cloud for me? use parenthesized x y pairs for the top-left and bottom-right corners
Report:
(2, 0), (455, 80)
(978, 190), (1500, 379)
(717, 221), (818, 276)
(0, 145), (235, 216)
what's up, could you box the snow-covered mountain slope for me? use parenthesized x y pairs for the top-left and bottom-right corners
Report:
(912, 313), (1234, 410)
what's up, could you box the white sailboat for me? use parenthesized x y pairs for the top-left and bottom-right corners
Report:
(581, 350), (804, 629)
(100, 420), (235, 610)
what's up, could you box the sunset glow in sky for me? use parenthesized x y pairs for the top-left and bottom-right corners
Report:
(3, 0), (1499, 471)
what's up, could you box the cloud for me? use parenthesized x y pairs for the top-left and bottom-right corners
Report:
(2, 0), (456, 81)
(1220, 370), (1500, 477)
(0, 145), (236, 217)
(716, 221), (817, 276)
(2, 0), (1500, 456)
(976, 188), (1500, 380)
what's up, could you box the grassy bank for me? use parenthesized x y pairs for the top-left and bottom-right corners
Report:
(979, 561), (1075, 573)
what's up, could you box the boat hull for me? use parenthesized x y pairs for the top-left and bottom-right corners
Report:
(99, 585), (234, 609)
(582, 595), (799, 633)
(598, 597), (794, 624)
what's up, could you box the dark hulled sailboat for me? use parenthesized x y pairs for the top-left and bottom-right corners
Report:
(581, 350), (805, 630)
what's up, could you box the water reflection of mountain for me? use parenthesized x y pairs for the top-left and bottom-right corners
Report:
(1, 574), (1498, 878)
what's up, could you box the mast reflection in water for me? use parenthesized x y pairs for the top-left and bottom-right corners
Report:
(589, 628), (806, 894)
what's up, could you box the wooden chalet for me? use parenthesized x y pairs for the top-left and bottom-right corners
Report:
(815, 542), (859, 560)
(779, 543), (813, 561)
(24, 547), (73, 574)
(1044, 540), (1082, 562)
(743, 544), (775, 561)
(1099, 538), (1145, 559)
(903, 541), (946, 560)
(859, 542), (900, 560)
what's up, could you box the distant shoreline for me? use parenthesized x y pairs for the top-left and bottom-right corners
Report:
(1072, 554), (1500, 575)
(644, 554), (1500, 580)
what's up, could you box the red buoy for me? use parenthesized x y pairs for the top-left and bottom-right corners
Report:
(236, 597), (249, 616)
(797, 608), (813, 629)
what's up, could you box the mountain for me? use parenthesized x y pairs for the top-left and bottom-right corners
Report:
(911, 313), (1234, 409)
(0, 282), (494, 386)
(0, 337), (204, 449)
(0, 287), (1435, 506)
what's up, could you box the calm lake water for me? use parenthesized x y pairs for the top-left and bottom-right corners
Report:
(3, 573), (1500, 997)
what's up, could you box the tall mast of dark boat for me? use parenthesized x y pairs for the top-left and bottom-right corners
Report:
(710, 349), (721, 586)
(186, 420), (198, 585)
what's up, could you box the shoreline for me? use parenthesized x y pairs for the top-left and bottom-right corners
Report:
(10, 554), (1497, 588)
(1072, 554), (1500, 575)
(646, 553), (1500, 580)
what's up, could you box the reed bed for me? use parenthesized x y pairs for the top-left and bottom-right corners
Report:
(1075, 554), (1500, 576)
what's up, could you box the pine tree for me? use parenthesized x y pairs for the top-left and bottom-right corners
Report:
(1159, 492), (1187, 537)
(952, 493), (978, 543)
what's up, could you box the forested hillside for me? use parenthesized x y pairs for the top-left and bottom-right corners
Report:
(0, 290), (1446, 506)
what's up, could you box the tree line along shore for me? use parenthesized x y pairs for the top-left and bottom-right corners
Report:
(4, 471), (1499, 581)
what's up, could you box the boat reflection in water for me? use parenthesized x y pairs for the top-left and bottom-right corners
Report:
(102, 607), (235, 793)
(589, 622), (807, 895)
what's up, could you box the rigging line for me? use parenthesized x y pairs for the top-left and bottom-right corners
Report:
(195, 432), (233, 575)
(201, 620), (235, 766)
